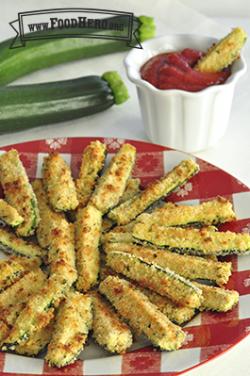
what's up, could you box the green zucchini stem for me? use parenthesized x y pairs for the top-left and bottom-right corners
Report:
(138, 16), (156, 42)
(102, 71), (129, 105)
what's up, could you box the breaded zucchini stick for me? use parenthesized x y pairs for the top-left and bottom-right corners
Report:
(0, 199), (23, 227)
(49, 221), (77, 286)
(32, 179), (65, 248)
(46, 291), (92, 367)
(0, 149), (39, 236)
(90, 144), (136, 214)
(133, 223), (250, 256)
(119, 178), (141, 204)
(0, 258), (28, 293)
(138, 287), (196, 325)
(15, 321), (54, 356)
(108, 159), (199, 225)
(91, 292), (132, 354)
(43, 153), (78, 211)
(102, 231), (133, 244)
(0, 269), (46, 310)
(101, 178), (141, 232)
(104, 243), (232, 286)
(99, 264), (195, 325)
(102, 220), (135, 241)
(195, 27), (247, 73)
(76, 141), (107, 207)
(0, 304), (25, 345)
(99, 276), (186, 350)
(1, 303), (26, 327)
(0, 268), (45, 328)
(8, 255), (41, 269)
(137, 196), (236, 227)
(0, 227), (45, 260)
(75, 205), (102, 292)
(0, 270), (46, 345)
(194, 282), (239, 312)
(2, 274), (68, 350)
(106, 251), (202, 308)
(33, 179), (77, 285)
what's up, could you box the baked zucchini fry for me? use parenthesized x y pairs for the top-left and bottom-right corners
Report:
(0, 258), (28, 293)
(102, 231), (133, 244)
(119, 178), (141, 204)
(133, 223), (250, 256)
(33, 179), (77, 285)
(195, 27), (247, 73)
(75, 205), (102, 292)
(138, 287), (196, 325)
(1, 302), (26, 327)
(0, 268), (46, 328)
(98, 264), (195, 325)
(101, 221), (135, 243)
(0, 271), (47, 345)
(0, 227), (45, 260)
(91, 292), (132, 354)
(106, 251), (202, 308)
(43, 153), (78, 211)
(8, 255), (42, 269)
(101, 178), (141, 232)
(15, 320), (54, 356)
(104, 243), (232, 286)
(0, 255), (41, 293)
(2, 274), (68, 350)
(0, 269), (46, 310)
(76, 141), (107, 207)
(108, 159), (199, 225)
(193, 282), (239, 312)
(0, 199), (23, 227)
(90, 143), (136, 214)
(46, 292), (92, 367)
(137, 196), (236, 227)
(0, 149), (39, 236)
(32, 179), (65, 248)
(49, 221), (77, 286)
(99, 276), (186, 350)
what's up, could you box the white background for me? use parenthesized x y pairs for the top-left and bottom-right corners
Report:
(0, 1), (250, 375)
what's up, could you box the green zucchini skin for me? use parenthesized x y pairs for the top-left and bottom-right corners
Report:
(0, 75), (114, 133)
(0, 16), (155, 85)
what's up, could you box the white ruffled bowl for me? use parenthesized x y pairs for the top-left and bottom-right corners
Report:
(124, 34), (247, 153)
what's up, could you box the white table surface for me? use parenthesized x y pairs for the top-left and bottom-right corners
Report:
(0, 1), (249, 375)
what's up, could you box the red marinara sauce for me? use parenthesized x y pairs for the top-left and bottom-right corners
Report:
(140, 48), (230, 92)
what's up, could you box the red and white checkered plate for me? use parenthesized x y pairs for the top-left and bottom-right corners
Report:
(0, 137), (249, 376)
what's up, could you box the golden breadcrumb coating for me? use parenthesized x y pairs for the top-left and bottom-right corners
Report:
(90, 144), (136, 214)
(104, 243), (232, 286)
(133, 223), (250, 256)
(46, 291), (92, 367)
(0, 149), (39, 236)
(75, 205), (102, 292)
(99, 276), (186, 350)
(76, 141), (106, 207)
(106, 251), (202, 308)
(43, 153), (78, 211)
(108, 159), (199, 225)
(91, 292), (132, 353)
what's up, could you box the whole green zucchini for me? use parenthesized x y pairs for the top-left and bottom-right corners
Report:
(0, 16), (155, 85)
(0, 71), (129, 133)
